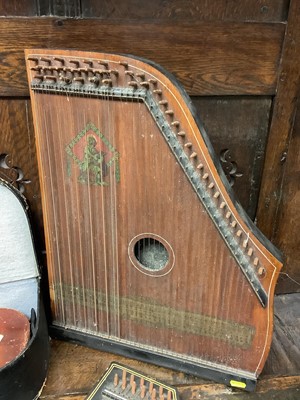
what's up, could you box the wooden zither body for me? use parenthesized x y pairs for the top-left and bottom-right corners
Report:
(26, 49), (282, 391)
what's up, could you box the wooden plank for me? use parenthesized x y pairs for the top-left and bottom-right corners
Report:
(256, 0), (300, 239)
(0, 0), (37, 16)
(40, 306), (300, 400)
(0, 18), (285, 96)
(192, 96), (272, 220)
(0, 98), (44, 247)
(179, 377), (300, 399)
(39, 340), (202, 399)
(268, 103), (300, 293)
(264, 293), (300, 374)
(81, 0), (290, 23)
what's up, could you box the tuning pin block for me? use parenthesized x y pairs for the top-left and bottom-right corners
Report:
(158, 100), (168, 106)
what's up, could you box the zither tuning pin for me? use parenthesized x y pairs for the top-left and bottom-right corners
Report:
(128, 81), (139, 88)
(119, 61), (129, 68)
(158, 100), (168, 106)
(108, 69), (119, 76)
(54, 57), (65, 65)
(102, 78), (113, 85)
(99, 60), (109, 68)
(83, 60), (93, 67)
(165, 110), (174, 116)
(136, 73), (145, 79)
(121, 370), (127, 390)
(125, 70), (135, 77)
(89, 76), (100, 84)
(140, 81), (150, 88)
(59, 75), (72, 84)
(69, 59), (80, 67)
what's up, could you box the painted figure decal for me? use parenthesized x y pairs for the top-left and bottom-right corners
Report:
(78, 136), (108, 185)
(65, 122), (120, 186)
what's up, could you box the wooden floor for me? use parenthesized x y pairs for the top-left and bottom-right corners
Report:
(39, 294), (300, 400)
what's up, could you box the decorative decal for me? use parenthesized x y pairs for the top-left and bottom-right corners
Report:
(56, 283), (255, 350)
(65, 122), (120, 186)
(0, 153), (31, 193)
(220, 149), (243, 187)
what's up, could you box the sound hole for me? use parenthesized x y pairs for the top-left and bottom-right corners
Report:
(134, 238), (169, 271)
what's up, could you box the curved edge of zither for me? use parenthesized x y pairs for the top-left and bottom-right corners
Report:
(122, 51), (284, 296)
(133, 53), (282, 263)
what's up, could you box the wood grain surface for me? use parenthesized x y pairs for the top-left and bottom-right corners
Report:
(39, 294), (300, 400)
(193, 96), (272, 220)
(0, 18), (285, 96)
(80, 0), (290, 22)
(0, 0), (290, 22)
(26, 49), (282, 382)
(256, 0), (300, 240)
(269, 101), (300, 293)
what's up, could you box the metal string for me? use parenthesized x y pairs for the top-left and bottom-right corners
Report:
(73, 75), (87, 330)
(54, 93), (76, 325)
(108, 77), (116, 337)
(98, 78), (110, 335)
(86, 84), (99, 332)
(41, 97), (65, 325)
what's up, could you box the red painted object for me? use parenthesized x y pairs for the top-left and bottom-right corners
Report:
(0, 308), (30, 368)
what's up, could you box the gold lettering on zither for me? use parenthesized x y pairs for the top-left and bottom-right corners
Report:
(55, 284), (255, 349)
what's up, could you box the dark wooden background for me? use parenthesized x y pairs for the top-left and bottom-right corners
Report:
(0, 0), (299, 294)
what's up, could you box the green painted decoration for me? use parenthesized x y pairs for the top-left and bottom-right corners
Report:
(65, 122), (120, 186)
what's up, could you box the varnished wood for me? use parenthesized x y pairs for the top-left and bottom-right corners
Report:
(81, 0), (289, 22)
(26, 49), (282, 387)
(0, 95), (275, 273)
(256, 0), (300, 240)
(0, 0), (36, 16)
(0, 0), (290, 22)
(40, 294), (300, 399)
(0, 18), (285, 96)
